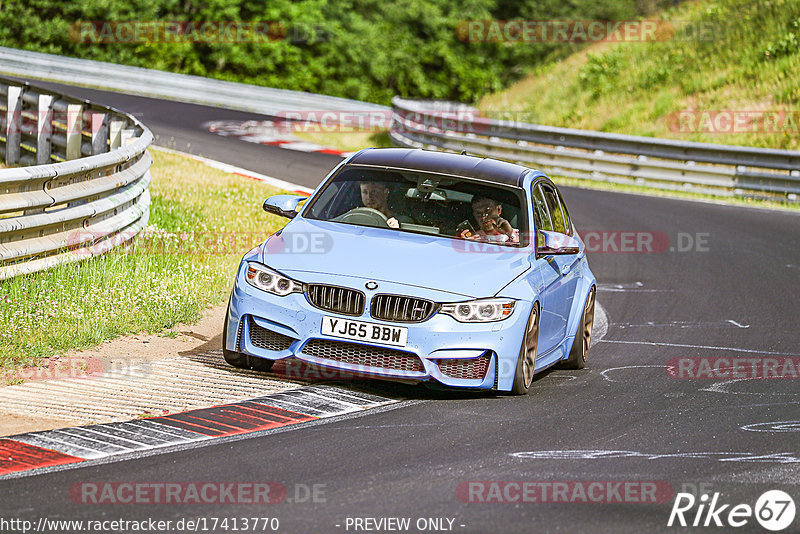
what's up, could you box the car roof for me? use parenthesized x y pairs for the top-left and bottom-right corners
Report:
(346, 148), (532, 187)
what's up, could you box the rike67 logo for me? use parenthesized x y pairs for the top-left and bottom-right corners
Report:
(668, 490), (796, 531)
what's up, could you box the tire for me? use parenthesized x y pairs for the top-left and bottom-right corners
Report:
(222, 303), (274, 372)
(222, 303), (249, 369)
(248, 355), (274, 372)
(561, 287), (596, 370)
(509, 303), (539, 395)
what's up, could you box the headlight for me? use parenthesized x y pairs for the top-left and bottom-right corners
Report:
(440, 298), (516, 322)
(245, 262), (303, 296)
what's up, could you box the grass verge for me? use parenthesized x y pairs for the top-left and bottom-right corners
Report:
(479, 0), (800, 151)
(0, 150), (287, 377)
(293, 130), (392, 153)
(474, 0), (800, 209)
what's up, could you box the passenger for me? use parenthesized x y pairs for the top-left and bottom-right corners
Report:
(461, 197), (518, 242)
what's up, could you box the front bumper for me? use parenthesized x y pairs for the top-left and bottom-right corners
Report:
(225, 264), (531, 391)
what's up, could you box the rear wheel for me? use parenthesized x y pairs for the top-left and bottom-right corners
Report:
(222, 304), (274, 372)
(562, 287), (595, 370)
(509, 304), (539, 395)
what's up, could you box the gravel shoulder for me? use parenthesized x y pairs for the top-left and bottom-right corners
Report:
(0, 303), (305, 437)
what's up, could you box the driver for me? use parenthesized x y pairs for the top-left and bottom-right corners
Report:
(360, 182), (401, 228)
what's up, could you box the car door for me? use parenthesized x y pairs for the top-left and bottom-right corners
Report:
(532, 182), (580, 355)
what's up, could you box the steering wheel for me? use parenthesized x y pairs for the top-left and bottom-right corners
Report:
(333, 207), (390, 228)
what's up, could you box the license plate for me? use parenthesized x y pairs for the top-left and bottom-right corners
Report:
(321, 316), (408, 347)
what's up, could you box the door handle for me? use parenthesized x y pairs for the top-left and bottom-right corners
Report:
(560, 264), (570, 275)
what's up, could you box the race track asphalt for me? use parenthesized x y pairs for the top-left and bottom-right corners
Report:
(1, 82), (798, 534)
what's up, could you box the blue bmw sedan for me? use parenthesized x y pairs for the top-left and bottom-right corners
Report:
(223, 148), (595, 395)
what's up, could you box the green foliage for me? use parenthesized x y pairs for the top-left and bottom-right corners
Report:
(578, 49), (625, 98)
(0, 0), (656, 104)
(480, 0), (800, 150)
(764, 17), (800, 59)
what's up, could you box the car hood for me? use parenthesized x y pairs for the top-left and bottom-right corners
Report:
(259, 218), (531, 299)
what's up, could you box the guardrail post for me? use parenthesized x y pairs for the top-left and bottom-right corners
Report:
(5, 85), (23, 165)
(37, 94), (54, 165)
(91, 112), (109, 155)
(121, 128), (136, 147)
(66, 103), (83, 160)
(109, 120), (124, 149)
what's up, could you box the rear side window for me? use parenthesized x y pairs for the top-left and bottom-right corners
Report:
(532, 184), (552, 232)
(541, 184), (568, 235)
(555, 188), (572, 235)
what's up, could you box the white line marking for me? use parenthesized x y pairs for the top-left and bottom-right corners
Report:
(701, 379), (799, 396)
(610, 320), (750, 329)
(600, 365), (670, 383)
(12, 434), (107, 460)
(597, 282), (671, 293)
(276, 141), (329, 152)
(741, 421), (800, 433)
(510, 449), (800, 464)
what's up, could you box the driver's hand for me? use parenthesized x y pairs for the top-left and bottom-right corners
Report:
(387, 217), (399, 228)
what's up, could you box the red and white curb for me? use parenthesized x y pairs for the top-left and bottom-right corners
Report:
(0, 386), (395, 477)
(204, 120), (354, 158)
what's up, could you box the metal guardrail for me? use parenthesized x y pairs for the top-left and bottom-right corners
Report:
(390, 98), (800, 200)
(0, 46), (389, 116)
(0, 76), (152, 280)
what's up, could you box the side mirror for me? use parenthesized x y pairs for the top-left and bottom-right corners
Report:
(536, 230), (581, 257)
(263, 195), (307, 219)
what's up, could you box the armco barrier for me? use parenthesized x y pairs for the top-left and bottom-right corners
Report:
(0, 46), (388, 116)
(390, 98), (800, 200)
(0, 76), (152, 280)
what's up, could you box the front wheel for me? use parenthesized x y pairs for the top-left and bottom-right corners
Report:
(509, 304), (539, 395)
(561, 287), (595, 370)
(222, 302), (248, 368)
(222, 304), (274, 372)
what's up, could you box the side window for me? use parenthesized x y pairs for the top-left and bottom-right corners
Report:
(532, 184), (552, 249)
(532, 184), (552, 232)
(555, 188), (572, 235)
(541, 184), (567, 235)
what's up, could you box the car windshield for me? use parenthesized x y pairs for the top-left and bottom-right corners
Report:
(303, 166), (527, 247)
